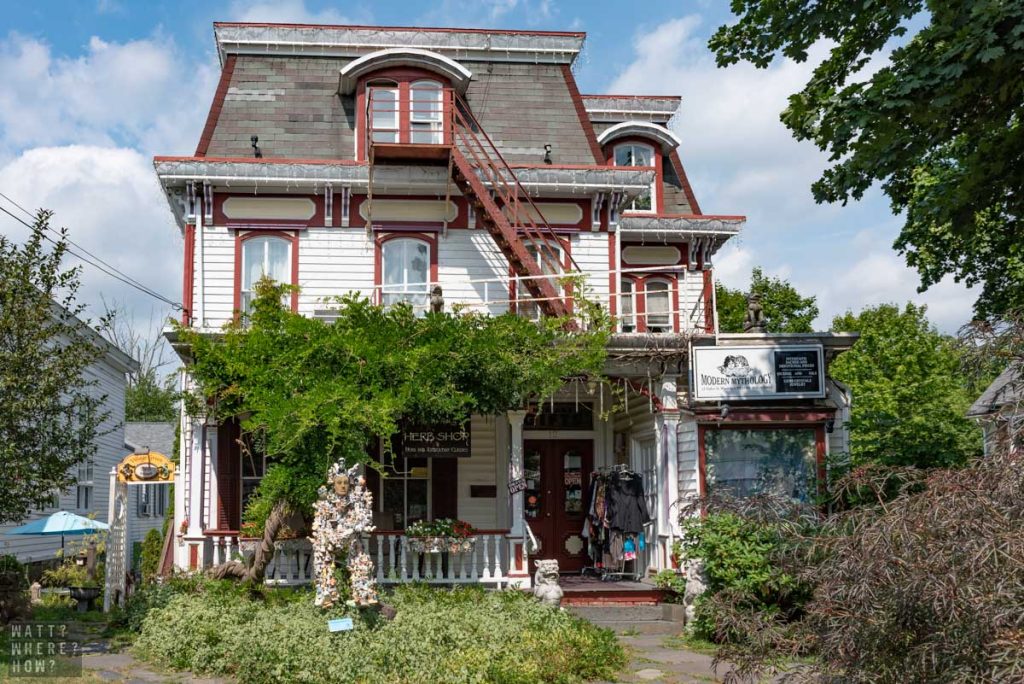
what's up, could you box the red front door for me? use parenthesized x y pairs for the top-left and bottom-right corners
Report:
(523, 439), (593, 572)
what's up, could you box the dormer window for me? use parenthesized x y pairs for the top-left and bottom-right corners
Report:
(366, 78), (446, 148)
(614, 143), (655, 212)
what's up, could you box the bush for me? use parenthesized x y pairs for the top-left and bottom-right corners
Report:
(680, 511), (808, 643)
(133, 582), (625, 683)
(0, 555), (29, 624)
(139, 529), (164, 583)
(40, 562), (101, 588)
(653, 569), (685, 604)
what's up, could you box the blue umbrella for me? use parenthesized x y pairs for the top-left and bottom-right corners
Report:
(8, 511), (110, 552)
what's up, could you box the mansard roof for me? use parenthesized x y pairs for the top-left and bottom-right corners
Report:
(213, 23), (585, 65)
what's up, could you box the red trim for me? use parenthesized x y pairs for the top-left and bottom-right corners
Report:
(702, 269), (714, 333)
(697, 422), (830, 501)
(560, 64), (604, 164)
(214, 192), (326, 229)
(233, 230), (300, 316)
(373, 232), (439, 305)
(188, 544), (199, 571)
(154, 155), (366, 166)
(213, 22), (586, 37)
(349, 193), (469, 229)
(668, 149), (702, 215)
(195, 56), (236, 157)
(181, 223), (195, 326)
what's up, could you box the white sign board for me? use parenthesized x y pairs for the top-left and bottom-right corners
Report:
(691, 344), (825, 401)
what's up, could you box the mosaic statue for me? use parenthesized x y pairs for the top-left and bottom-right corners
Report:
(743, 292), (767, 333)
(532, 559), (563, 607)
(310, 461), (378, 608)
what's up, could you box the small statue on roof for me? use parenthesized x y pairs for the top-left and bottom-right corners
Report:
(743, 293), (766, 333)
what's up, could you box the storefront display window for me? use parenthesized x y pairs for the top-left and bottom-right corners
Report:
(704, 428), (819, 502)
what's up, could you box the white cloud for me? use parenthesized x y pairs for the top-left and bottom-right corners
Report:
(0, 32), (217, 158)
(228, 0), (357, 24)
(0, 146), (182, 335)
(608, 15), (976, 333)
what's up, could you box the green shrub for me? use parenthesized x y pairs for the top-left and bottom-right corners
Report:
(0, 555), (29, 623)
(653, 569), (686, 604)
(681, 512), (808, 642)
(139, 529), (164, 583)
(133, 582), (625, 683)
(40, 563), (94, 588)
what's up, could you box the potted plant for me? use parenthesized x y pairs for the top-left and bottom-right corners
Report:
(405, 519), (477, 554)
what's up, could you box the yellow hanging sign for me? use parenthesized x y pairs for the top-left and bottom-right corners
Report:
(116, 451), (175, 484)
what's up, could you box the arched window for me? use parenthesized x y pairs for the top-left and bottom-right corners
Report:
(409, 80), (443, 144)
(241, 235), (291, 313)
(644, 279), (672, 333)
(382, 238), (430, 310)
(619, 278), (637, 332)
(614, 143), (656, 212)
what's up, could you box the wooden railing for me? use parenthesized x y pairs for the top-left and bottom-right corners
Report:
(209, 530), (521, 588)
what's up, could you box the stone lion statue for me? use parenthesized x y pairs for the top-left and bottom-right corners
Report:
(532, 559), (563, 608)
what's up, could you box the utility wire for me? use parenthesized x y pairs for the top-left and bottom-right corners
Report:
(0, 202), (182, 310)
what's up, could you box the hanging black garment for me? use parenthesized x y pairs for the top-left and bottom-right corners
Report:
(606, 471), (650, 536)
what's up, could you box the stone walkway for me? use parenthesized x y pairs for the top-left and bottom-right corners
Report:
(608, 634), (724, 683)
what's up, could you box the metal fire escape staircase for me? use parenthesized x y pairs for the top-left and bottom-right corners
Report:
(367, 88), (577, 319)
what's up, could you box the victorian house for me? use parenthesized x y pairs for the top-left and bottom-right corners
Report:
(157, 22), (856, 589)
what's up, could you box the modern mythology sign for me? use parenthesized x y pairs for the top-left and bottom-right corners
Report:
(691, 344), (825, 401)
(116, 451), (175, 484)
(400, 424), (471, 458)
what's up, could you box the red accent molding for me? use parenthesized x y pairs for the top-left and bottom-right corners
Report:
(195, 56), (236, 157)
(560, 64), (604, 164)
(232, 230), (300, 316)
(188, 544), (199, 570)
(182, 223), (195, 326)
(668, 149), (702, 215)
(373, 232), (439, 305)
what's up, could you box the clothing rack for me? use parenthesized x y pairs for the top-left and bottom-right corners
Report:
(580, 465), (650, 582)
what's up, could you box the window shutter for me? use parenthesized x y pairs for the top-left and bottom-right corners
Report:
(216, 420), (242, 531)
(431, 457), (459, 520)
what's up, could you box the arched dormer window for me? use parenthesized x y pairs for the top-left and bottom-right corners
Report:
(409, 80), (443, 144)
(614, 142), (656, 212)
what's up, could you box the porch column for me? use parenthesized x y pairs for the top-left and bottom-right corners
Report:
(507, 410), (527, 537)
(659, 376), (681, 537)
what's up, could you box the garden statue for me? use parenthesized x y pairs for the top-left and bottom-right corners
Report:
(430, 285), (444, 314)
(311, 461), (378, 608)
(743, 292), (766, 333)
(532, 559), (563, 607)
(682, 558), (707, 625)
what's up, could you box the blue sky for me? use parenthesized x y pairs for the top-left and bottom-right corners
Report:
(0, 0), (976, 335)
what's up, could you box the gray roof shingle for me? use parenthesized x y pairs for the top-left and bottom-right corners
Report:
(968, 363), (1022, 418)
(124, 422), (176, 457)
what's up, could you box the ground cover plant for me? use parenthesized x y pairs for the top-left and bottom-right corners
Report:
(130, 580), (624, 684)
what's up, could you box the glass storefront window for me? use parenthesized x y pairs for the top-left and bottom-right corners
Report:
(380, 455), (429, 529)
(704, 428), (819, 502)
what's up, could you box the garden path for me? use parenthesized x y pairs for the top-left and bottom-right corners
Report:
(605, 634), (723, 683)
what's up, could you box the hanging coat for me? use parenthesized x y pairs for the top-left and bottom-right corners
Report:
(606, 472), (650, 535)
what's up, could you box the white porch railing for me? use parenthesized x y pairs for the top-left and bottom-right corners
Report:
(365, 530), (520, 588)
(207, 530), (527, 588)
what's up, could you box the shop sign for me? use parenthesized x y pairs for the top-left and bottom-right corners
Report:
(508, 478), (527, 494)
(691, 344), (825, 401)
(116, 451), (175, 484)
(400, 424), (471, 458)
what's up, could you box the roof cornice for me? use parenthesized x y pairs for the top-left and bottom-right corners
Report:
(582, 95), (681, 124)
(338, 48), (472, 94)
(597, 121), (682, 153)
(213, 23), (585, 66)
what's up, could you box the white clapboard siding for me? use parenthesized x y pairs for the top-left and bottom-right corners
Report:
(199, 225), (236, 328)
(0, 346), (142, 564)
(437, 231), (510, 315)
(299, 227), (375, 314)
(681, 269), (707, 332)
(571, 233), (610, 304)
(677, 417), (700, 506)
(457, 416), (500, 529)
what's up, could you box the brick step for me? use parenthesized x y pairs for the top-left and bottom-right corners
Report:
(569, 604), (684, 624)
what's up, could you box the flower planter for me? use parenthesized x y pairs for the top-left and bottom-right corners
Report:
(406, 536), (477, 555)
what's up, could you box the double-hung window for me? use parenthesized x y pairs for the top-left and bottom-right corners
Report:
(619, 279), (637, 332)
(614, 143), (656, 212)
(369, 83), (400, 143)
(76, 460), (94, 511)
(645, 279), (672, 332)
(381, 238), (430, 311)
(380, 454), (429, 530)
(368, 79), (444, 145)
(241, 236), (291, 314)
(409, 80), (443, 144)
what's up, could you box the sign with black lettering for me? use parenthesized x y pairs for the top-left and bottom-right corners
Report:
(691, 344), (825, 401)
(400, 424), (471, 458)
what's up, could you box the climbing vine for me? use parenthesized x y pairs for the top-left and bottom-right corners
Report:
(177, 279), (610, 568)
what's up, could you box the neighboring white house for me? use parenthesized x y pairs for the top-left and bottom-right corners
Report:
(124, 422), (175, 554)
(0, 313), (144, 566)
(968, 363), (1022, 456)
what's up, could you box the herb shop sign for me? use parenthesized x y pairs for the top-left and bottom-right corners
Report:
(400, 424), (471, 458)
(691, 344), (825, 401)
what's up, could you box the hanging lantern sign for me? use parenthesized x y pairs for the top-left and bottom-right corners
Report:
(116, 451), (175, 484)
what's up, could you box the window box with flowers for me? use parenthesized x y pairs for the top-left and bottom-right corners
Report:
(405, 519), (477, 554)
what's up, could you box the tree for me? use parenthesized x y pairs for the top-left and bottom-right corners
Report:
(100, 302), (178, 422)
(0, 211), (108, 523)
(829, 303), (980, 468)
(710, 2), (1024, 318)
(717, 267), (819, 333)
(179, 279), (610, 581)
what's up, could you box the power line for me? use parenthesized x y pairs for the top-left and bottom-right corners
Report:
(0, 202), (182, 310)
